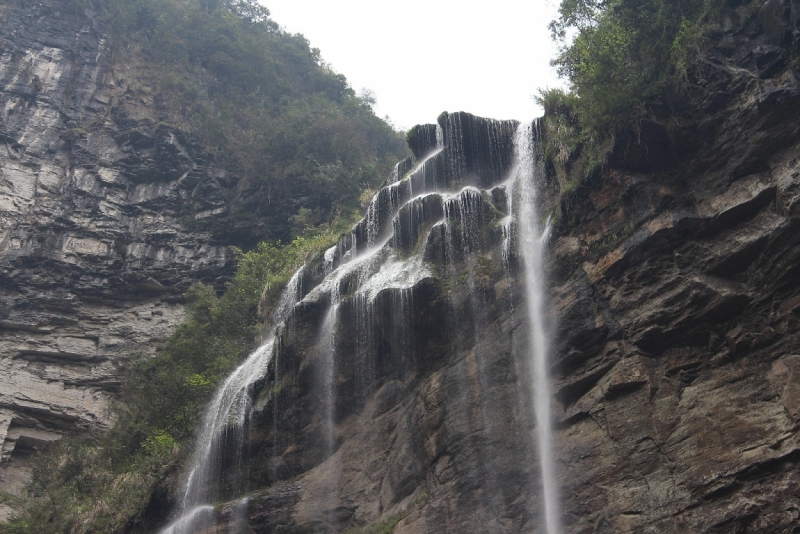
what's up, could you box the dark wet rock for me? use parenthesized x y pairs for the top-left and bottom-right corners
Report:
(438, 111), (517, 188)
(547, 119), (800, 532)
(754, 44), (787, 78)
(189, 6), (800, 534)
(405, 124), (439, 160)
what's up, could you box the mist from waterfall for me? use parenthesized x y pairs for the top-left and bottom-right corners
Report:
(513, 122), (560, 534)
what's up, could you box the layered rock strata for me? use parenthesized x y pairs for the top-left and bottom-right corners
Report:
(166, 1), (800, 532)
(550, 4), (800, 529)
(0, 2), (234, 510)
(550, 134), (800, 534)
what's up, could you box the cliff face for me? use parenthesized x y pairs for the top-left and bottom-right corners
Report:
(549, 2), (800, 530)
(0, 2), (234, 509)
(551, 134), (800, 533)
(147, 111), (543, 534)
(4, 0), (800, 533)
(212, 126), (800, 533)
(173, 1), (800, 533)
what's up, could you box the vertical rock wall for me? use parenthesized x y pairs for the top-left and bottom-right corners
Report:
(549, 2), (800, 531)
(190, 2), (800, 532)
(0, 2), (235, 510)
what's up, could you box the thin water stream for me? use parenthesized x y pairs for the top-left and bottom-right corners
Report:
(161, 270), (305, 534)
(513, 123), (560, 534)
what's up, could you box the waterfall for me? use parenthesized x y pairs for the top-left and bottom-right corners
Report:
(160, 112), (560, 532)
(513, 122), (560, 534)
(161, 269), (305, 534)
(161, 342), (274, 534)
(161, 505), (214, 534)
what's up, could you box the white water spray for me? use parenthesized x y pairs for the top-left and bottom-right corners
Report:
(163, 342), (274, 534)
(161, 505), (214, 534)
(162, 271), (305, 534)
(513, 122), (560, 534)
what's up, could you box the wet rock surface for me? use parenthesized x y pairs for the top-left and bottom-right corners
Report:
(0, 2), (234, 509)
(161, 113), (545, 534)
(190, 3), (800, 533)
(3, 0), (800, 532)
(156, 124), (507, 534)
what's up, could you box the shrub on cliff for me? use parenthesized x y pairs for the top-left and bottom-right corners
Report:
(547, 0), (715, 135)
(539, 0), (724, 185)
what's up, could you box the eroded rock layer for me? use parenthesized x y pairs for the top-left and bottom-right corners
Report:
(0, 2), (234, 507)
(186, 2), (800, 532)
(550, 2), (800, 529)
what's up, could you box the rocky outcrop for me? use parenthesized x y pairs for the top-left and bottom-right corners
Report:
(551, 149), (800, 532)
(0, 2), (235, 511)
(151, 1), (800, 533)
(548, 4), (800, 528)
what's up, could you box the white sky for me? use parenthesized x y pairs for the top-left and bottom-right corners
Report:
(260, 0), (567, 131)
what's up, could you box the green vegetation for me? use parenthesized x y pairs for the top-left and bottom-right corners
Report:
(540, 0), (724, 189)
(548, 0), (719, 131)
(0, 494), (22, 507)
(2, 218), (356, 533)
(87, 0), (406, 245)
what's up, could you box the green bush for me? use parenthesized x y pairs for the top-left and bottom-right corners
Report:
(549, 0), (718, 136)
(539, 0), (727, 207)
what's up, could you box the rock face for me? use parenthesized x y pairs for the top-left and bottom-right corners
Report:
(548, 3), (800, 530)
(551, 149), (800, 534)
(157, 2), (800, 533)
(0, 2), (234, 510)
(156, 111), (537, 534)
(4, 0), (800, 532)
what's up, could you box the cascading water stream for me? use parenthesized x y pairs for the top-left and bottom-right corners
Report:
(160, 113), (558, 533)
(161, 343), (274, 534)
(161, 270), (305, 534)
(513, 122), (560, 534)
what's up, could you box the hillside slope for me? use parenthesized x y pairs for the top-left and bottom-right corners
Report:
(0, 0), (405, 519)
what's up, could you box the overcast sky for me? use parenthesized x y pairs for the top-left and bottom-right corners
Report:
(260, 0), (567, 131)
